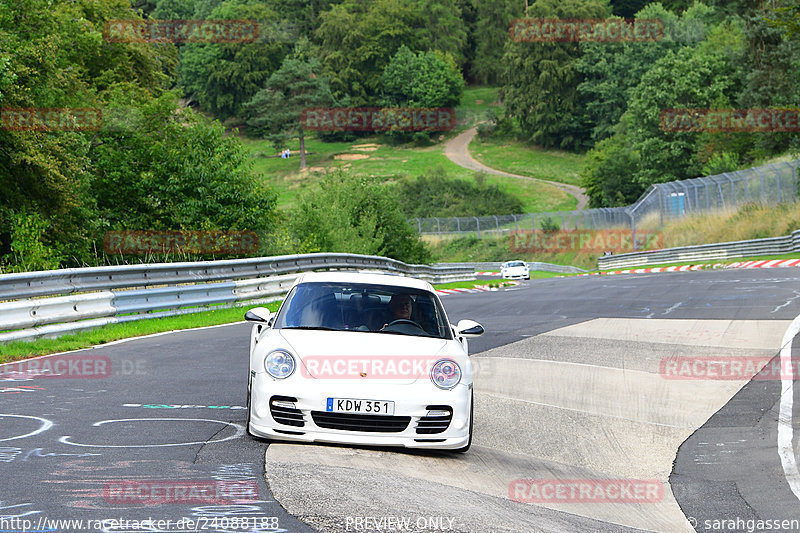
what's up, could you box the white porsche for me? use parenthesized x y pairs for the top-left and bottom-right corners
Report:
(501, 260), (530, 280)
(244, 271), (484, 452)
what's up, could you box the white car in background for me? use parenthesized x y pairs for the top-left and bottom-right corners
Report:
(501, 260), (530, 280)
(244, 271), (484, 452)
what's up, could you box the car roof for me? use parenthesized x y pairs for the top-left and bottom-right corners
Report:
(293, 271), (435, 291)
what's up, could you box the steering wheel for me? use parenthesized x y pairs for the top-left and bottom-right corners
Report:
(382, 319), (426, 334)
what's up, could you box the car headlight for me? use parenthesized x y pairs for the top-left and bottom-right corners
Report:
(264, 350), (296, 379)
(430, 359), (461, 389)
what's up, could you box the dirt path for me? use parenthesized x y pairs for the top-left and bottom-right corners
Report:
(443, 126), (590, 210)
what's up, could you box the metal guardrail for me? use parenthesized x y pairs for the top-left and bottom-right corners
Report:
(0, 253), (474, 343)
(597, 229), (800, 270)
(438, 262), (587, 274)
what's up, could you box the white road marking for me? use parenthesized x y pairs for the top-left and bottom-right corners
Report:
(58, 418), (244, 448)
(0, 414), (53, 442)
(778, 313), (800, 501)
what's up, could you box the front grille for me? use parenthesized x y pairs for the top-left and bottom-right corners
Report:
(310, 411), (410, 433)
(415, 405), (452, 434)
(270, 395), (305, 427)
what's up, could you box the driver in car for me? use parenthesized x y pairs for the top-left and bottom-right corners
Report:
(382, 293), (413, 330)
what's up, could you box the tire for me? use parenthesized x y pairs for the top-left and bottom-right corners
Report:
(453, 392), (473, 453)
(246, 371), (256, 437)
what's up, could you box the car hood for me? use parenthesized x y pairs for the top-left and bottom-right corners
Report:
(277, 329), (453, 383)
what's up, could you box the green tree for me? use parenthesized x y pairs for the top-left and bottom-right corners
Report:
(314, 0), (468, 105)
(1, 211), (62, 272)
(289, 171), (431, 264)
(625, 23), (744, 187)
(244, 55), (335, 169)
(500, 0), (612, 151)
(91, 90), (276, 236)
(152, 0), (197, 19)
(0, 0), (175, 264)
(768, 2), (800, 39)
(471, 0), (521, 85)
(178, 0), (288, 119)
(381, 46), (464, 108)
(580, 117), (644, 207)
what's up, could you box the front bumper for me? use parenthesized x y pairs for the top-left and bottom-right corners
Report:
(249, 373), (472, 450)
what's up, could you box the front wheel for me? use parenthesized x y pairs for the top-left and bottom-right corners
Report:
(246, 371), (256, 437)
(453, 392), (473, 453)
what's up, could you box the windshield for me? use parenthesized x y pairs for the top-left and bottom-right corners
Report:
(273, 282), (452, 339)
(506, 261), (526, 268)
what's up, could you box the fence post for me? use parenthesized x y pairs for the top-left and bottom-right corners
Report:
(770, 164), (782, 203)
(629, 210), (637, 251)
(724, 174), (736, 206)
(474, 216), (481, 238)
(493, 215), (499, 232)
(530, 213), (535, 230)
(416, 218), (421, 233)
(512, 214), (518, 232)
(456, 217), (461, 233)
(754, 166), (766, 204)
(435, 217), (440, 236)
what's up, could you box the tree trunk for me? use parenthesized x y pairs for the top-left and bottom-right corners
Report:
(299, 126), (307, 170)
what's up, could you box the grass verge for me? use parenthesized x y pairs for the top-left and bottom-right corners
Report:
(0, 303), (282, 362)
(470, 136), (585, 187)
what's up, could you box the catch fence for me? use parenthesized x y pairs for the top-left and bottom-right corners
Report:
(413, 160), (799, 244)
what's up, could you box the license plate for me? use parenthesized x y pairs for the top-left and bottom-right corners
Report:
(326, 397), (395, 415)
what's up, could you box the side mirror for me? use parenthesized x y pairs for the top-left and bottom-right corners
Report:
(245, 307), (272, 324)
(455, 319), (484, 337)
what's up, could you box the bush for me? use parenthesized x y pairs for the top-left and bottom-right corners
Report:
(289, 171), (431, 264)
(397, 167), (523, 218)
(1, 211), (62, 273)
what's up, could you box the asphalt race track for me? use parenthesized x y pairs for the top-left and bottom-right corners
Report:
(2, 268), (800, 532)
